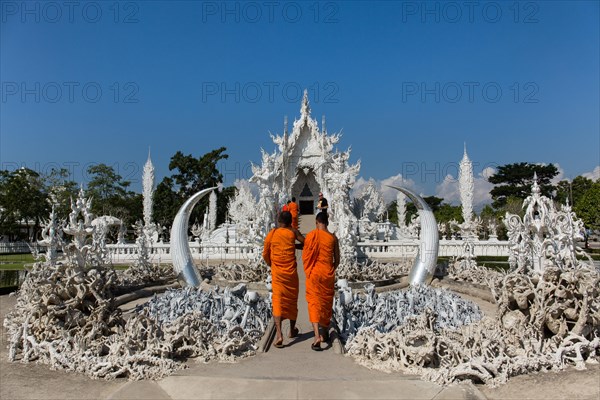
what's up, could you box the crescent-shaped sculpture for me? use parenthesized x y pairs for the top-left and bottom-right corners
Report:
(388, 185), (439, 285)
(170, 187), (217, 287)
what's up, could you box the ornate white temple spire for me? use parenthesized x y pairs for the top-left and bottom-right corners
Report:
(459, 143), (474, 236)
(208, 191), (217, 232)
(300, 89), (311, 120)
(396, 190), (407, 228)
(143, 148), (155, 228)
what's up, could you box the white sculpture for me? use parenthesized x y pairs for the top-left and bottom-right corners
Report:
(354, 179), (386, 221)
(504, 173), (592, 274)
(142, 150), (159, 243)
(63, 187), (98, 268)
(228, 183), (258, 243)
(396, 190), (407, 232)
(458, 144), (476, 239)
(36, 203), (63, 264)
(208, 190), (217, 232)
(325, 150), (360, 264)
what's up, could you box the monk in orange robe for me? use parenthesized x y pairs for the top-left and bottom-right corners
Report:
(263, 211), (305, 348)
(302, 212), (340, 351)
(289, 196), (299, 230)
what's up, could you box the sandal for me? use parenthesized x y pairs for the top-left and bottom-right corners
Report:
(273, 339), (284, 349)
(321, 330), (330, 343)
(289, 327), (300, 338)
(311, 341), (322, 351)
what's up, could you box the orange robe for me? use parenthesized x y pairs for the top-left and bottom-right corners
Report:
(263, 228), (298, 320)
(302, 229), (337, 327)
(288, 202), (299, 229)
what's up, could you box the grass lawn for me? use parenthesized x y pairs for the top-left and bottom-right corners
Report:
(0, 254), (34, 270)
(0, 254), (35, 263)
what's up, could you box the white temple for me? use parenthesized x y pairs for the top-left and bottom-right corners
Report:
(238, 90), (362, 262)
(249, 90), (360, 244)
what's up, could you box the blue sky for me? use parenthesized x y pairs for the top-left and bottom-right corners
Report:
(1, 1), (599, 205)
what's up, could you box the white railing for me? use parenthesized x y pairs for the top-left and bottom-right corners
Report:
(357, 239), (510, 258)
(1, 238), (509, 263)
(0, 242), (44, 254)
(106, 242), (257, 264)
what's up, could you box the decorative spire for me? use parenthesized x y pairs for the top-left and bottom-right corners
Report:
(284, 115), (288, 134)
(143, 149), (155, 228)
(532, 171), (541, 195)
(459, 144), (474, 236)
(300, 89), (310, 119)
(322, 115), (326, 134)
(461, 142), (470, 162)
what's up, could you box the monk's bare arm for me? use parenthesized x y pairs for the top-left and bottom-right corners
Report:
(262, 232), (272, 266)
(333, 236), (341, 270)
(293, 228), (305, 244)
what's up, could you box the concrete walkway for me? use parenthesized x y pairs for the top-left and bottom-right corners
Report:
(108, 217), (486, 400)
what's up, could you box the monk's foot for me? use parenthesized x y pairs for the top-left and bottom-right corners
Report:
(321, 329), (330, 343)
(273, 337), (284, 349)
(289, 327), (299, 338)
(311, 340), (323, 351)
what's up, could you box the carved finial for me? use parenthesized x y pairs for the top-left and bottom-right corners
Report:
(300, 89), (310, 119)
(463, 142), (467, 156)
(147, 146), (151, 161)
(284, 115), (288, 134)
(532, 171), (541, 194)
(322, 115), (326, 134)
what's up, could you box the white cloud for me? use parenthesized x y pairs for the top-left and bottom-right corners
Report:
(233, 179), (259, 199)
(582, 166), (600, 181)
(352, 174), (421, 205)
(435, 174), (459, 204)
(549, 163), (566, 185)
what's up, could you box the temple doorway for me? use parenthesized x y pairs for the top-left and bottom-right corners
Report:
(292, 169), (319, 216)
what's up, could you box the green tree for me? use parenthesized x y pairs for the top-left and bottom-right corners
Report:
(488, 162), (558, 209)
(435, 203), (463, 224)
(153, 177), (180, 229)
(154, 148), (232, 230)
(86, 164), (141, 225)
(0, 168), (48, 241)
(43, 168), (78, 218)
(169, 148), (228, 197)
(574, 182), (600, 236)
(387, 201), (399, 225)
(555, 176), (594, 206)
